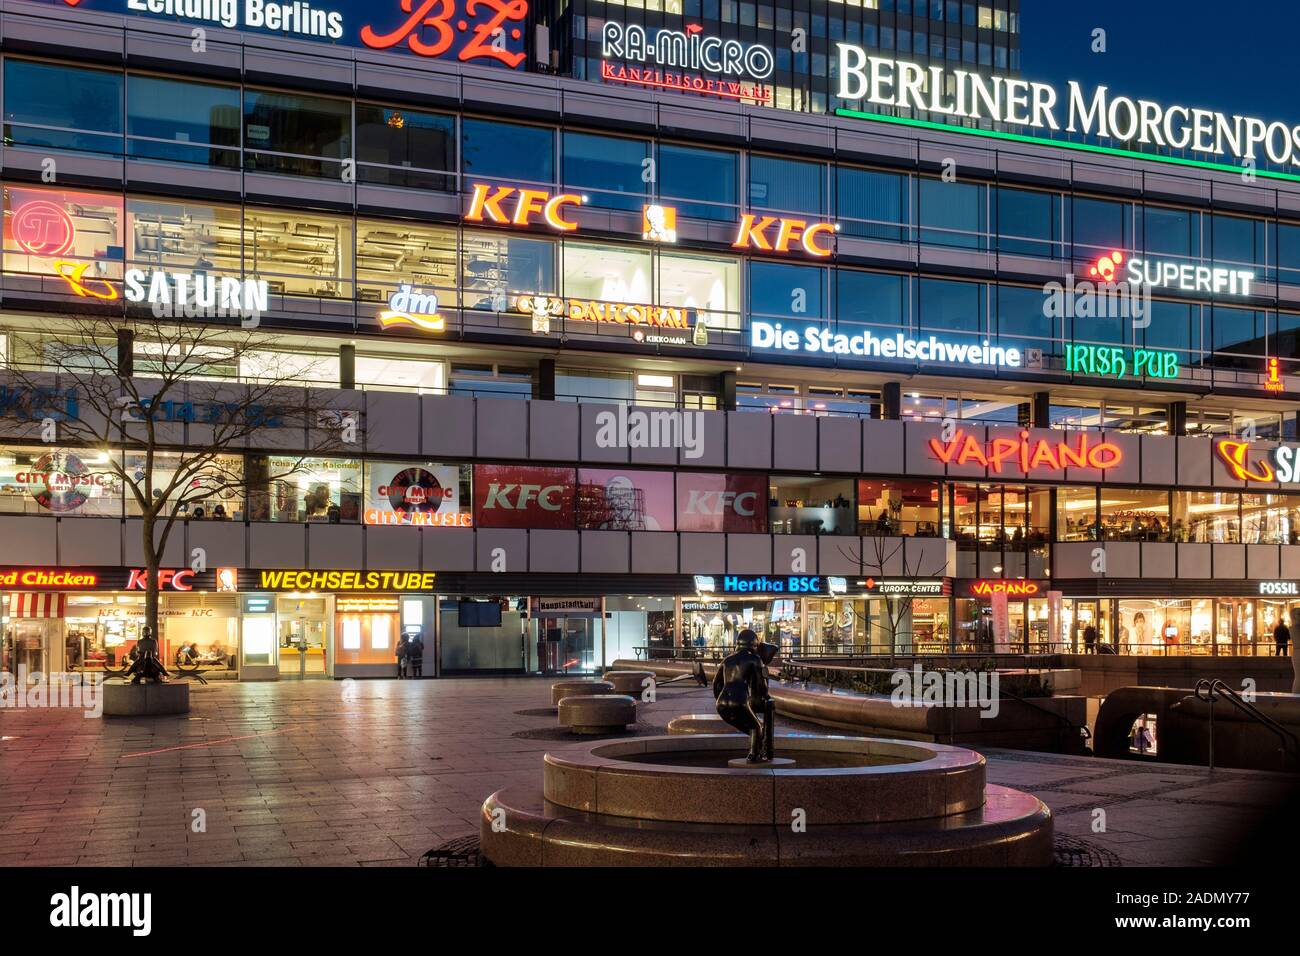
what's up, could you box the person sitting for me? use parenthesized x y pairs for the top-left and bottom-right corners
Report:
(212, 504), (227, 520)
(191, 506), (206, 520)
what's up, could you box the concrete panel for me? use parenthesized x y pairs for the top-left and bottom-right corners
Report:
(1177, 436), (1214, 487)
(422, 395), (475, 458)
(1212, 544), (1246, 579)
(726, 412), (772, 470)
(307, 524), (363, 569)
(903, 420), (953, 478)
(627, 405), (685, 467)
(679, 533), (726, 573)
(581, 531), (630, 574)
(0, 517), (57, 565)
(366, 392), (422, 456)
(57, 518), (123, 566)
(692, 411), (727, 468)
(865, 420), (907, 475)
(309, 388), (365, 456)
(530, 401), (580, 463)
(579, 403), (628, 463)
(1210, 440), (1272, 490)
(727, 534), (772, 574)
(476, 397), (530, 460)
(1100, 542), (1140, 578)
(1246, 545), (1280, 580)
(818, 416), (862, 473)
(422, 527), (475, 572)
(905, 537), (954, 579)
(475, 529), (528, 573)
(1178, 543), (1212, 578)
(530, 530), (579, 573)
(1280, 546), (1300, 579)
(772, 415), (818, 472)
(248, 523), (306, 568)
(818, 536), (860, 574)
(1141, 435), (1177, 486)
(861, 536), (906, 576)
(1055, 542), (1101, 578)
(772, 535), (819, 574)
(630, 532), (679, 573)
(184, 521), (246, 568)
(364, 527), (421, 571)
(1141, 542), (1175, 578)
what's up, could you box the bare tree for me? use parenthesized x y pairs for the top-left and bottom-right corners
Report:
(1, 308), (352, 657)
(836, 534), (951, 667)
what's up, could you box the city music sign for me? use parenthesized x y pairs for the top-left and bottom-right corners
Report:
(837, 51), (1300, 169)
(56, 0), (529, 68)
(600, 21), (774, 104)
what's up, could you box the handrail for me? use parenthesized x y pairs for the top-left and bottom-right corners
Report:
(1191, 678), (1300, 770)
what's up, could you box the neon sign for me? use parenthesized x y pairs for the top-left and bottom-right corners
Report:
(379, 284), (445, 332)
(0, 569), (99, 588)
(360, 0), (529, 67)
(1064, 344), (1179, 379)
(54, 261), (118, 300)
(12, 200), (76, 257)
(126, 569), (195, 591)
(602, 22), (775, 80)
(971, 580), (1041, 597)
(929, 429), (1123, 472)
(722, 575), (826, 594)
(464, 183), (586, 232)
(1215, 439), (1294, 483)
(1266, 357), (1284, 392)
(600, 62), (773, 104)
(642, 205), (678, 243)
(733, 215), (836, 258)
(751, 321), (1023, 368)
(515, 295), (692, 332)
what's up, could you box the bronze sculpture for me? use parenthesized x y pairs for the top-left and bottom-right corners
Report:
(712, 628), (777, 762)
(123, 626), (171, 684)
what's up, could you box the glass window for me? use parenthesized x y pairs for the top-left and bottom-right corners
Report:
(1173, 490), (1239, 543)
(1143, 205), (1199, 258)
(996, 187), (1059, 258)
(3, 59), (122, 155)
(356, 219), (457, 308)
(1057, 486), (1098, 540)
(248, 456), (363, 523)
(127, 196), (243, 278)
(749, 155), (826, 216)
(243, 88), (351, 178)
(578, 468), (676, 530)
(1211, 305), (1267, 357)
(461, 231), (555, 312)
(1278, 222), (1300, 286)
(556, 368), (634, 404)
(857, 480), (940, 535)
(355, 103), (455, 191)
(1100, 488), (1170, 541)
(996, 284), (1055, 351)
(1071, 196), (1132, 261)
(126, 75), (240, 167)
(245, 208), (353, 298)
(1141, 300), (1197, 357)
(918, 278), (984, 342)
(918, 178), (985, 249)
(124, 452), (244, 519)
(769, 475), (855, 535)
(363, 462), (471, 527)
(837, 166), (909, 241)
(562, 241), (653, 302)
(1211, 213), (1268, 272)
(563, 131), (649, 211)
(837, 270), (905, 331)
(0, 447), (122, 516)
(657, 252), (741, 330)
(658, 143), (738, 221)
(1242, 493), (1299, 545)
(462, 118), (554, 184)
(751, 261), (825, 318)
(3, 185), (124, 280)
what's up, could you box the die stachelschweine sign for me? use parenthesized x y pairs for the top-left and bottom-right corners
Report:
(837, 48), (1300, 169)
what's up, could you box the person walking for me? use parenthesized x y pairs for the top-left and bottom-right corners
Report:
(408, 632), (425, 679)
(1274, 618), (1292, 657)
(1083, 624), (1098, 654)
(395, 633), (410, 678)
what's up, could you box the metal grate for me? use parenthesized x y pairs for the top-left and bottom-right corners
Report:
(418, 835), (483, 868)
(1053, 835), (1122, 867)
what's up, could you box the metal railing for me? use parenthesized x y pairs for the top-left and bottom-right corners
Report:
(1186, 678), (1300, 772)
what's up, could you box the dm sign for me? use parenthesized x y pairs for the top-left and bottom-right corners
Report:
(50, 0), (530, 68)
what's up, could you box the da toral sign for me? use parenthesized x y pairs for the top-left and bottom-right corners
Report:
(836, 50), (1300, 169)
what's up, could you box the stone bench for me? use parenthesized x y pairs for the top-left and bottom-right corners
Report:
(557, 694), (637, 735)
(550, 679), (614, 707)
(602, 670), (656, 695)
(666, 713), (737, 735)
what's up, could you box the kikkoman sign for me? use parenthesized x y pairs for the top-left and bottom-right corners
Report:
(837, 51), (1300, 169)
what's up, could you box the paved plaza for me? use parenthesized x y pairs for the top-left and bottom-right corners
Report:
(0, 677), (1294, 867)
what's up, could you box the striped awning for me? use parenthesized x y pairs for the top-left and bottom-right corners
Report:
(8, 593), (66, 618)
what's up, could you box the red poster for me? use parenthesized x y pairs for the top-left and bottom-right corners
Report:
(473, 464), (576, 529)
(578, 469), (675, 531)
(675, 472), (767, 533)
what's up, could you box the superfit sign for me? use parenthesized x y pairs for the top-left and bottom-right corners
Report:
(49, 0), (530, 68)
(473, 464), (576, 529)
(675, 472), (767, 533)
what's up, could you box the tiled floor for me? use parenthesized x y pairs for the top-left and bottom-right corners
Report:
(0, 676), (1292, 866)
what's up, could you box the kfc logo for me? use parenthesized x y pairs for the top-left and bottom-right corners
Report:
(676, 473), (767, 532)
(473, 465), (576, 528)
(126, 569), (195, 591)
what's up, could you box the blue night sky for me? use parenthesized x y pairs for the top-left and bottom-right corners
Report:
(1019, 1), (1298, 126)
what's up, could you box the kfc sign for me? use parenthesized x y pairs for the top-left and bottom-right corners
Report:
(676, 472), (767, 532)
(733, 215), (836, 258)
(465, 183), (586, 232)
(473, 465), (576, 529)
(126, 569), (195, 591)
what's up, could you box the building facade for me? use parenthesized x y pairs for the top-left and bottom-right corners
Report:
(2, 0), (1300, 682)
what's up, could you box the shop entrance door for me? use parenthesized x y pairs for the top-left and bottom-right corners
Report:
(532, 615), (597, 675)
(277, 596), (329, 679)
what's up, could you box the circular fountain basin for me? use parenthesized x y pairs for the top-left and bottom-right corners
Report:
(482, 733), (1053, 866)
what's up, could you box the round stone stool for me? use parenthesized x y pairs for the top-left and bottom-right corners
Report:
(602, 670), (656, 694)
(558, 694), (637, 734)
(550, 679), (615, 707)
(667, 713), (737, 735)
